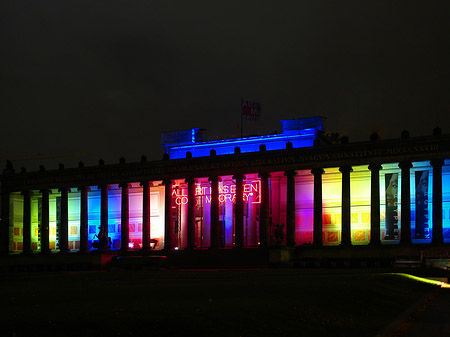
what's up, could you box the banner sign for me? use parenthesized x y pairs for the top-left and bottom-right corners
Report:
(241, 98), (261, 121)
(415, 170), (430, 239)
(385, 173), (399, 240)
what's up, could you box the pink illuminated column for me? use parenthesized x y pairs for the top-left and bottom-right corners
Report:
(369, 164), (382, 245)
(285, 170), (296, 247)
(339, 166), (352, 246)
(399, 162), (412, 244)
(40, 189), (51, 254)
(163, 179), (174, 250)
(233, 174), (244, 249)
(59, 187), (70, 253)
(186, 178), (196, 249)
(209, 176), (220, 249)
(78, 186), (89, 253)
(141, 181), (151, 251)
(431, 159), (444, 244)
(258, 172), (270, 248)
(22, 190), (32, 254)
(120, 183), (130, 252)
(311, 168), (323, 246)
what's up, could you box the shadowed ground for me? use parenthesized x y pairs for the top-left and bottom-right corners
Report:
(0, 268), (444, 337)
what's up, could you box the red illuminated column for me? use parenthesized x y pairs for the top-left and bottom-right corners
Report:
(0, 189), (11, 255)
(233, 174), (244, 249)
(399, 162), (412, 244)
(284, 170), (296, 247)
(78, 186), (89, 253)
(339, 166), (352, 246)
(22, 190), (32, 254)
(258, 172), (270, 248)
(141, 181), (151, 251)
(209, 176), (220, 249)
(119, 183), (130, 252)
(368, 164), (382, 245)
(58, 187), (70, 253)
(186, 178), (196, 249)
(311, 168), (324, 246)
(40, 189), (51, 254)
(431, 159), (444, 245)
(163, 179), (174, 250)
(99, 184), (109, 250)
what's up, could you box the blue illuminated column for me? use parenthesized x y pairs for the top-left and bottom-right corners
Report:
(285, 170), (296, 247)
(58, 187), (70, 253)
(233, 174), (244, 249)
(258, 172), (270, 248)
(22, 190), (32, 254)
(163, 179), (174, 250)
(99, 184), (109, 250)
(339, 166), (352, 246)
(311, 168), (324, 246)
(141, 181), (151, 251)
(40, 189), (51, 254)
(209, 176), (220, 249)
(120, 183), (130, 251)
(369, 164), (382, 245)
(399, 162), (412, 244)
(78, 186), (89, 253)
(431, 159), (444, 244)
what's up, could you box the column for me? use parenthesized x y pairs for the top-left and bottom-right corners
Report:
(186, 178), (196, 249)
(311, 168), (324, 246)
(339, 166), (352, 246)
(284, 170), (296, 247)
(22, 190), (32, 254)
(0, 189), (10, 255)
(431, 159), (444, 244)
(399, 162), (412, 244)
(369, 164), (382, 245)
(163, 179), (173, 250)
(258, 172), (270, 248)
(141, 181), (151, 251)
(58, 187), (70, 253)
(120, 183), (130, 251)
(233, 174), (244, 248)
(209, 176), (220, 249)
(99, 184), (109, 249)
(40, 189), (51, 254)
(78, 186), (89, 253)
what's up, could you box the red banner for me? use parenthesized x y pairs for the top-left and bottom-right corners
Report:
(241, 98), (261, 121)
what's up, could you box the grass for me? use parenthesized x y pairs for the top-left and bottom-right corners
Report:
(0, 268), (441, 337)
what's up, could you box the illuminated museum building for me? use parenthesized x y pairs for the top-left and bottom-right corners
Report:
(1, 117), (450, 262)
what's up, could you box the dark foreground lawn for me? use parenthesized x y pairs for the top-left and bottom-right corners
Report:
(0, 268), (440, 337)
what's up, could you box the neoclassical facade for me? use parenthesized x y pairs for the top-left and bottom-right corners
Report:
(1, 119), (450, 264)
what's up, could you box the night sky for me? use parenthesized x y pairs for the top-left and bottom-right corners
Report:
(2, 1), (450, 171)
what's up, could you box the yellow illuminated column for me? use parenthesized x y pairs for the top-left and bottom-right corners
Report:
(369, 164), (382, 245)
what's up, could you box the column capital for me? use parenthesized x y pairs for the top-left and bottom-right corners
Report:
(185, 177), (196, 184)
(258, 172), (271, 179)
(119, 182), (132, 189)
(232, 174), (244, 181)
(398, 161), (412, 170)
(339, 166), (353, 174)
(39, 189), (52, 195)
(368, 163), (382, 171)
(284, 170), (297, 177)
(311, 168), (324, 176)
(58, 187), (71, 193)
(98, 184), (110, 190)
(430, 159), (444, 167)
(162, 179), (173, 186)
(21, 190), (33, 196)
(77, 186), (91, 192)
(208, 176), (221, 183)
(140, 181), (150, 188)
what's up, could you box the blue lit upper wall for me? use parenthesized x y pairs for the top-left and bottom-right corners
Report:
(162, 117), (323, 159)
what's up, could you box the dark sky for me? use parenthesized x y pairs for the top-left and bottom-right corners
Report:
(2, 1), (450, 171)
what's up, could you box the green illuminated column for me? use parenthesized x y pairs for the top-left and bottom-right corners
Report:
(141, 181), (151, 251)
(339, 166), (352, 246)
(431, 159), (444, 245)
(58, 187), (70, 253)
(78, 186), (89, 253)
(258, 172), (270, 248)
(99, 184), (109, 250)
(311, 168), (324, 246)
(163, 179), (173, 250)
(285, 170), (296, 247)
(186, 178), (196, 249)
(369, 164), (382, 245)
(0, 189), (11, 255)
(40, 189), (51, 254)
(233, 174), (244, 249)
(22, 190), (32, 254)
(209, 176), (220, 249)
(399, 162), (412, 244)
(119, 183), (130, 252)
